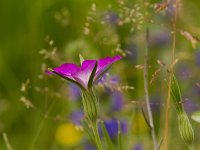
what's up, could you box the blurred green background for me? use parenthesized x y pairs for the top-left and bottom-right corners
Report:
(1, 0), (200, 149)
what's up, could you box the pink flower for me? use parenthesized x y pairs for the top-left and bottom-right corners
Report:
(46, 55), (122, 90)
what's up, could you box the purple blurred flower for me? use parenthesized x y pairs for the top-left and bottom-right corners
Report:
(176, 63), (192, 80)
(111, 92), (124, 111)
(85, 143), (96, 150)
(104, 11), (119, 26)
(192, 83), (200, 97)
(109, 75), (120, 83)
(195, 51), (200, 67)
(149, 31), (170, 47)
(183, 98), (199, 113)
(103, 118), (127, 139)
(47, 55), (122, 90)
(97, 74), (120, 92)
(70, 110), (84, 125)
(149, 96), (162, 113)
(165, 0), (176, 17)
(133, 143), (143, 150)
(69, 83), (80, 100)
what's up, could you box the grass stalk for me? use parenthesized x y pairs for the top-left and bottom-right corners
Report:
(163, 0), (178, 150)
(2, 133), (13, 150)
(143, 0), (158, 149)
(144, 26), (158, 150)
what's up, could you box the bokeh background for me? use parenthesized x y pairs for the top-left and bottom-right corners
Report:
(1, 0), (200, 149)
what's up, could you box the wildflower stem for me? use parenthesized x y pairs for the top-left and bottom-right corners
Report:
(143, 2), (158, 149)
(91, 121), (103, 150)
(144, 26), (158, 150)
(163, 0), (178, 150)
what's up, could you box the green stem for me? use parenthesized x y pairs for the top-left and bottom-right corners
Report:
(91, 121), (103, 150)
(189, 145), (194, 150)
(143, 0), (158, 149)
(144, 27), (158, 150)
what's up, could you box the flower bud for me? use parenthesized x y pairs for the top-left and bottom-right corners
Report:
(171, 75), (184, 115)
(178, 113), (194, 147)
(81, 89), (99, 122)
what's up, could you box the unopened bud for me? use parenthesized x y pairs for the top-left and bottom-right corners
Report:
(178, 113), (194, 147)
(79, 54), (85, 64)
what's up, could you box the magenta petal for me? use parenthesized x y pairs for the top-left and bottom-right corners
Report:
(95, 55), (122, 81)
(73, 60), (97, 89)
(52, 63), (80, 80)
(46, 55), (121, 90)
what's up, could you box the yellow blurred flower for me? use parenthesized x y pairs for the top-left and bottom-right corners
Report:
(55, 123), (83, 146)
